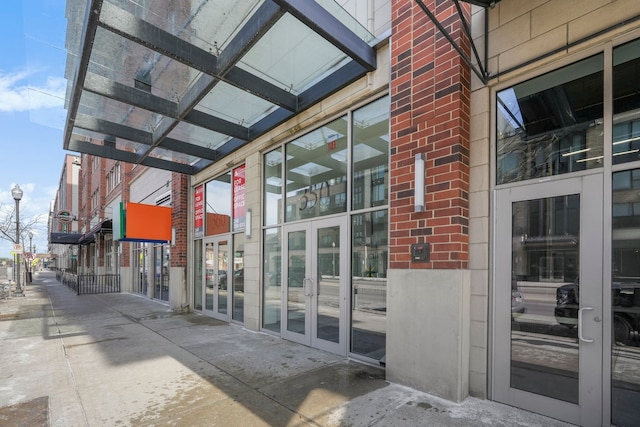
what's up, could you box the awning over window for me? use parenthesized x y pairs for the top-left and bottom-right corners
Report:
(79, 219), (113, 245)
(50, 233), (84, 245)
(63, 0), (377, 175)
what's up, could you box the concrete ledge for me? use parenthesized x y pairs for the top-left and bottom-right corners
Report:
(386, 269), (470, 402)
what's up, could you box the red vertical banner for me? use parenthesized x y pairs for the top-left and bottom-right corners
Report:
(194, 184), (204, 238)
(233, 165), (246, 231)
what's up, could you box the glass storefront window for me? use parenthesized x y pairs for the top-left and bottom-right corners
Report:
(232, 235), (244, 323)
(193, 240), (203, 311)
(352, 96), (389, 210)
(611, 169), (640, 426)
(285, 116), (348, 222)
(263, 228), (282, 333)
(132, 243), (148, 295)
(205, 172), (231, 235)
(154, 244), (169, 302)
(351, 210), (387, 359)
(496, 55), (604, 184)
(264, 148), (283, 226)
(613, 39), (640, 165)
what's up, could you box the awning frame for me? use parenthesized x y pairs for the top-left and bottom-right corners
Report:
(414, 0), (496, 84)
(64, 0), (378, 175)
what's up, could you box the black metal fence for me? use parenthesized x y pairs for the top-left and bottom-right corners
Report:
(57, 271), (120, 295)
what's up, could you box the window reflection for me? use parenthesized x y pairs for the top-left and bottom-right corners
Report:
(205, 172), (231, 235)
(511, 195), (580, 403)
(353, 97), (389, 210)
(232, 235), (244, 323)
(264, 148), (283, 226)
(285, 116), (348, 222)
(351, 210), (387, 360)
(263, 228), (282, 333)
(193, 240), (203, 311)
(497, 55), (604, 184)
(613, 39), (640, 165)
(611, 169), (640, 426)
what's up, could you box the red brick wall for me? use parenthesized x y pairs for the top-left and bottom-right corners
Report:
(390, 0), (471, 270)
(171, 172), (189, 268)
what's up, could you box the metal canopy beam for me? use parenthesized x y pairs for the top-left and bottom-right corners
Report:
(272, 0), (376, 71)
(159, 138), (219, 161)
(64, 0), (378, 175)
(74, 114), (153, 145)
(68, 138), (140, 164)
(414, 0), (491, 83)
(73, 115), (219, 162)
(82, 72), (251, 139)
(138, 0), (285, 166)
(460, 0), (499, 7)
(213, 59), (367, 158)
(68, 139), (196, 174)
(98, 1), (297, 112)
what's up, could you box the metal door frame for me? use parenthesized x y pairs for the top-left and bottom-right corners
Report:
(281, 216), (348, 355)
(492, 173), (604, 426)
(202, 234), (231, 322)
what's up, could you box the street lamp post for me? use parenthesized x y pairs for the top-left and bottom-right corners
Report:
(28, 231), (33, 283)
(12, 184), (23, 296)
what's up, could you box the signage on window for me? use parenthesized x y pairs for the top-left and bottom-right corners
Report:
(233, 165), (246, 231)
(194, 184), (204, 238)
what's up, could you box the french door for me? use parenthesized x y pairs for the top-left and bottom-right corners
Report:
(282, 217), (348, 355)
(203, 235), (230, 321)
(493, 174), (604, 426)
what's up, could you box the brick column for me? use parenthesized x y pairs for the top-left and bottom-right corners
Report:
(390, 0), (471, 270)
(387, 0), (472, 402)
(171, 172), (188, 268)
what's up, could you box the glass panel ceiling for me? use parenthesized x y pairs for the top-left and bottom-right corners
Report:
(238, 13), (349, 95)
(64, 0), (377, 174)
(71, 128), (147, 153)
(89, 27), (204, 103)
(77, 91), (164, 134)
(196, 81), (277, 129)
(111, 0), (264, 54)
(147, 146), (201, 165)
(167, 121), (230, 150)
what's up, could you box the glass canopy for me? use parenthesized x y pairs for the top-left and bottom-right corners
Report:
(63, 0), (377, 174)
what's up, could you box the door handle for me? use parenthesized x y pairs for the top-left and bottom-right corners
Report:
(304, 277), (314, 297)
(578, 307), (594, 343)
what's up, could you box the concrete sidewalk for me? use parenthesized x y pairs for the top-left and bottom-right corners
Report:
(0, 271), (572, 426)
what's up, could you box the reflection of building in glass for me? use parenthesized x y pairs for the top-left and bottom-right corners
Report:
(512, 196), (579, 283)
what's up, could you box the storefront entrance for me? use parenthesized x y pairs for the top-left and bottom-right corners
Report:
(203, 236), (230, 322)
(493, 174), (605, 426)
(282, 216), (348, 355)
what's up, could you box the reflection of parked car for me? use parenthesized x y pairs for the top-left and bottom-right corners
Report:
(234, 269), (244, 292)
(511, 278), (526, 318)
(267, 268), (306, 287)
(217, 270), (228, 290)
(555, 278), (640, 345)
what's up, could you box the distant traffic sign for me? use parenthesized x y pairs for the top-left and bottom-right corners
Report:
(13, 244), (23, 254)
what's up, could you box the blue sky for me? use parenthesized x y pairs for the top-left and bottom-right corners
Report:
(0, 1), (72, 257)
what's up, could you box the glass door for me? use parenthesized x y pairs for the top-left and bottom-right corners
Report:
(493, 174), (603, 426)
(282, 217), (347, 355)
(203, 236), (230, 321)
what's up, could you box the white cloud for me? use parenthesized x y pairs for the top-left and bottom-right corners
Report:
(0, 69), (65, 112)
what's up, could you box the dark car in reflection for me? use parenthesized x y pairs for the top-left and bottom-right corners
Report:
(555, 278), (640, 345)
(512, 277), (526, 318)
